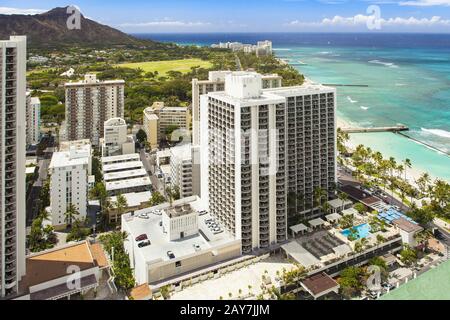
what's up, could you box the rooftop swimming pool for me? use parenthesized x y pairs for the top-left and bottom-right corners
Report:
(341, 223), (371, 240)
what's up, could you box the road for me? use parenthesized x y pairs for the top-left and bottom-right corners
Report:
(139, 148), (167, 196)
(337, 165), (410, 213)
(139, 149), (153, 174)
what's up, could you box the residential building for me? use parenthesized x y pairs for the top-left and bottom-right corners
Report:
(170, 144), (194, 199)
(16, 241), (109, 300)
(48, 140), (93, 229)
(64, 74), (125, 145)
(100, 117), (135, 156)
(25, 94), (40, 146)
(192, 71), (282, 145)
(142, 108), (159, 150)
(121, 197), (241, 286)
(200, 71), (336, 253)
(0, 36), (27, 298)
(142, 102), (190, 149)
(211, 40), (273, 57)
(102, 153), (151, 198)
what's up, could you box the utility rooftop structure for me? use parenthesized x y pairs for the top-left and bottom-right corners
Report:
(200, 71), (337, 253)
(192, 70), (282, 145)
(121, 197), (241, 286)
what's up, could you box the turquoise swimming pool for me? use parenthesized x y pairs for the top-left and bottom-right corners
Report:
(341, 223), (371, 240)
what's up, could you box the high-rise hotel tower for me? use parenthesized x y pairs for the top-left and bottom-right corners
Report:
(0, 36), (27, 297)
(200, 72), (336, 253)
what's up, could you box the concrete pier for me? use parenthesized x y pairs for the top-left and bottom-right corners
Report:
(341, 126), (409, 134)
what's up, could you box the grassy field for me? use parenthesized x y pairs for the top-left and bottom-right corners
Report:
(115, 58), (212, 76)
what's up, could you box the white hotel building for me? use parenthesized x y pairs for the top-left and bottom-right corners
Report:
(200, 72), (336, 253)
(0, 35), (27, 298)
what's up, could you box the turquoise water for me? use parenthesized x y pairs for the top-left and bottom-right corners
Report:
(139, 33), (450, 182)
(341, 223), (371, 240)
(274, 46), (450, 182)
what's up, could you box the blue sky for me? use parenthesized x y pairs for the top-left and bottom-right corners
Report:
(2, 0), (450, 32)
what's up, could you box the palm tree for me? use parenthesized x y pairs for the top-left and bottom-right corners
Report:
(114, 194), (128, 223)
(38, 209), (51, 222)
(416, 173), (431, 197)
(403, 158), (412, 182)
(64, 204), (79, 227)
(313, 187), (327, 215)
(376, 234), (386, 245)
(338, 192), (349, 212)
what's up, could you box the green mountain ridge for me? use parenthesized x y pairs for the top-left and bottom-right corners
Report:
(0, 6), (167, 48)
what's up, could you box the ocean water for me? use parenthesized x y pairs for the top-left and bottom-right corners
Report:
(136, 33), (450, 181)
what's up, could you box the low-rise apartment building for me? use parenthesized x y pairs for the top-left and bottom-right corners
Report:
(100, 117), (135, 156)
(170, 145), (194, 199)
(102, 153), (151, 197)
(143, 102), (190, 149)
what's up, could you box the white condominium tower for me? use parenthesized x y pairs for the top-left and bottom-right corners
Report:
(0, 36), (27, 297)
(48, 140), (92, 229)
(200, 72), (336, 253)
(26, 93), (40, 146)
(64, 74), (125, 146)
(192, 71), (282, 145)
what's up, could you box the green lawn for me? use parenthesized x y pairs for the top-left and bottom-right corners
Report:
(114, 58), (212, 77)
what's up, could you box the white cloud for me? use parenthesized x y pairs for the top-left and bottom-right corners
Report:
(287, 14), (450, 27)
(0, 7), (46, 15)
(399, 0), (450, 6)
(120, 19), (210, 28)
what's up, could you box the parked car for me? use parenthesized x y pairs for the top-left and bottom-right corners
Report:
(213, 227), (221, 232)
(138, 240), (151, 248)
(135, 234), (148, 242)
(193, 244), (201, 251)
(167, 251), (175, 259)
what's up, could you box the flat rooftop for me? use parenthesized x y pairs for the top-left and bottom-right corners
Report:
(102, 153), (140, 164)
(301, 273), (339, 297)
(105, 176), (151, 191)
(65, 79), (125, 87)
(340, 185), (381, 205)
(104, 168), (148, 182)
(110, 191), (151, 207)
(380, 260), (450, 300)
(122, 207), (235, 264)
(103, 160), (144, 173)
(393, 218), (423, 233)
(49, 148), (90, 169)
